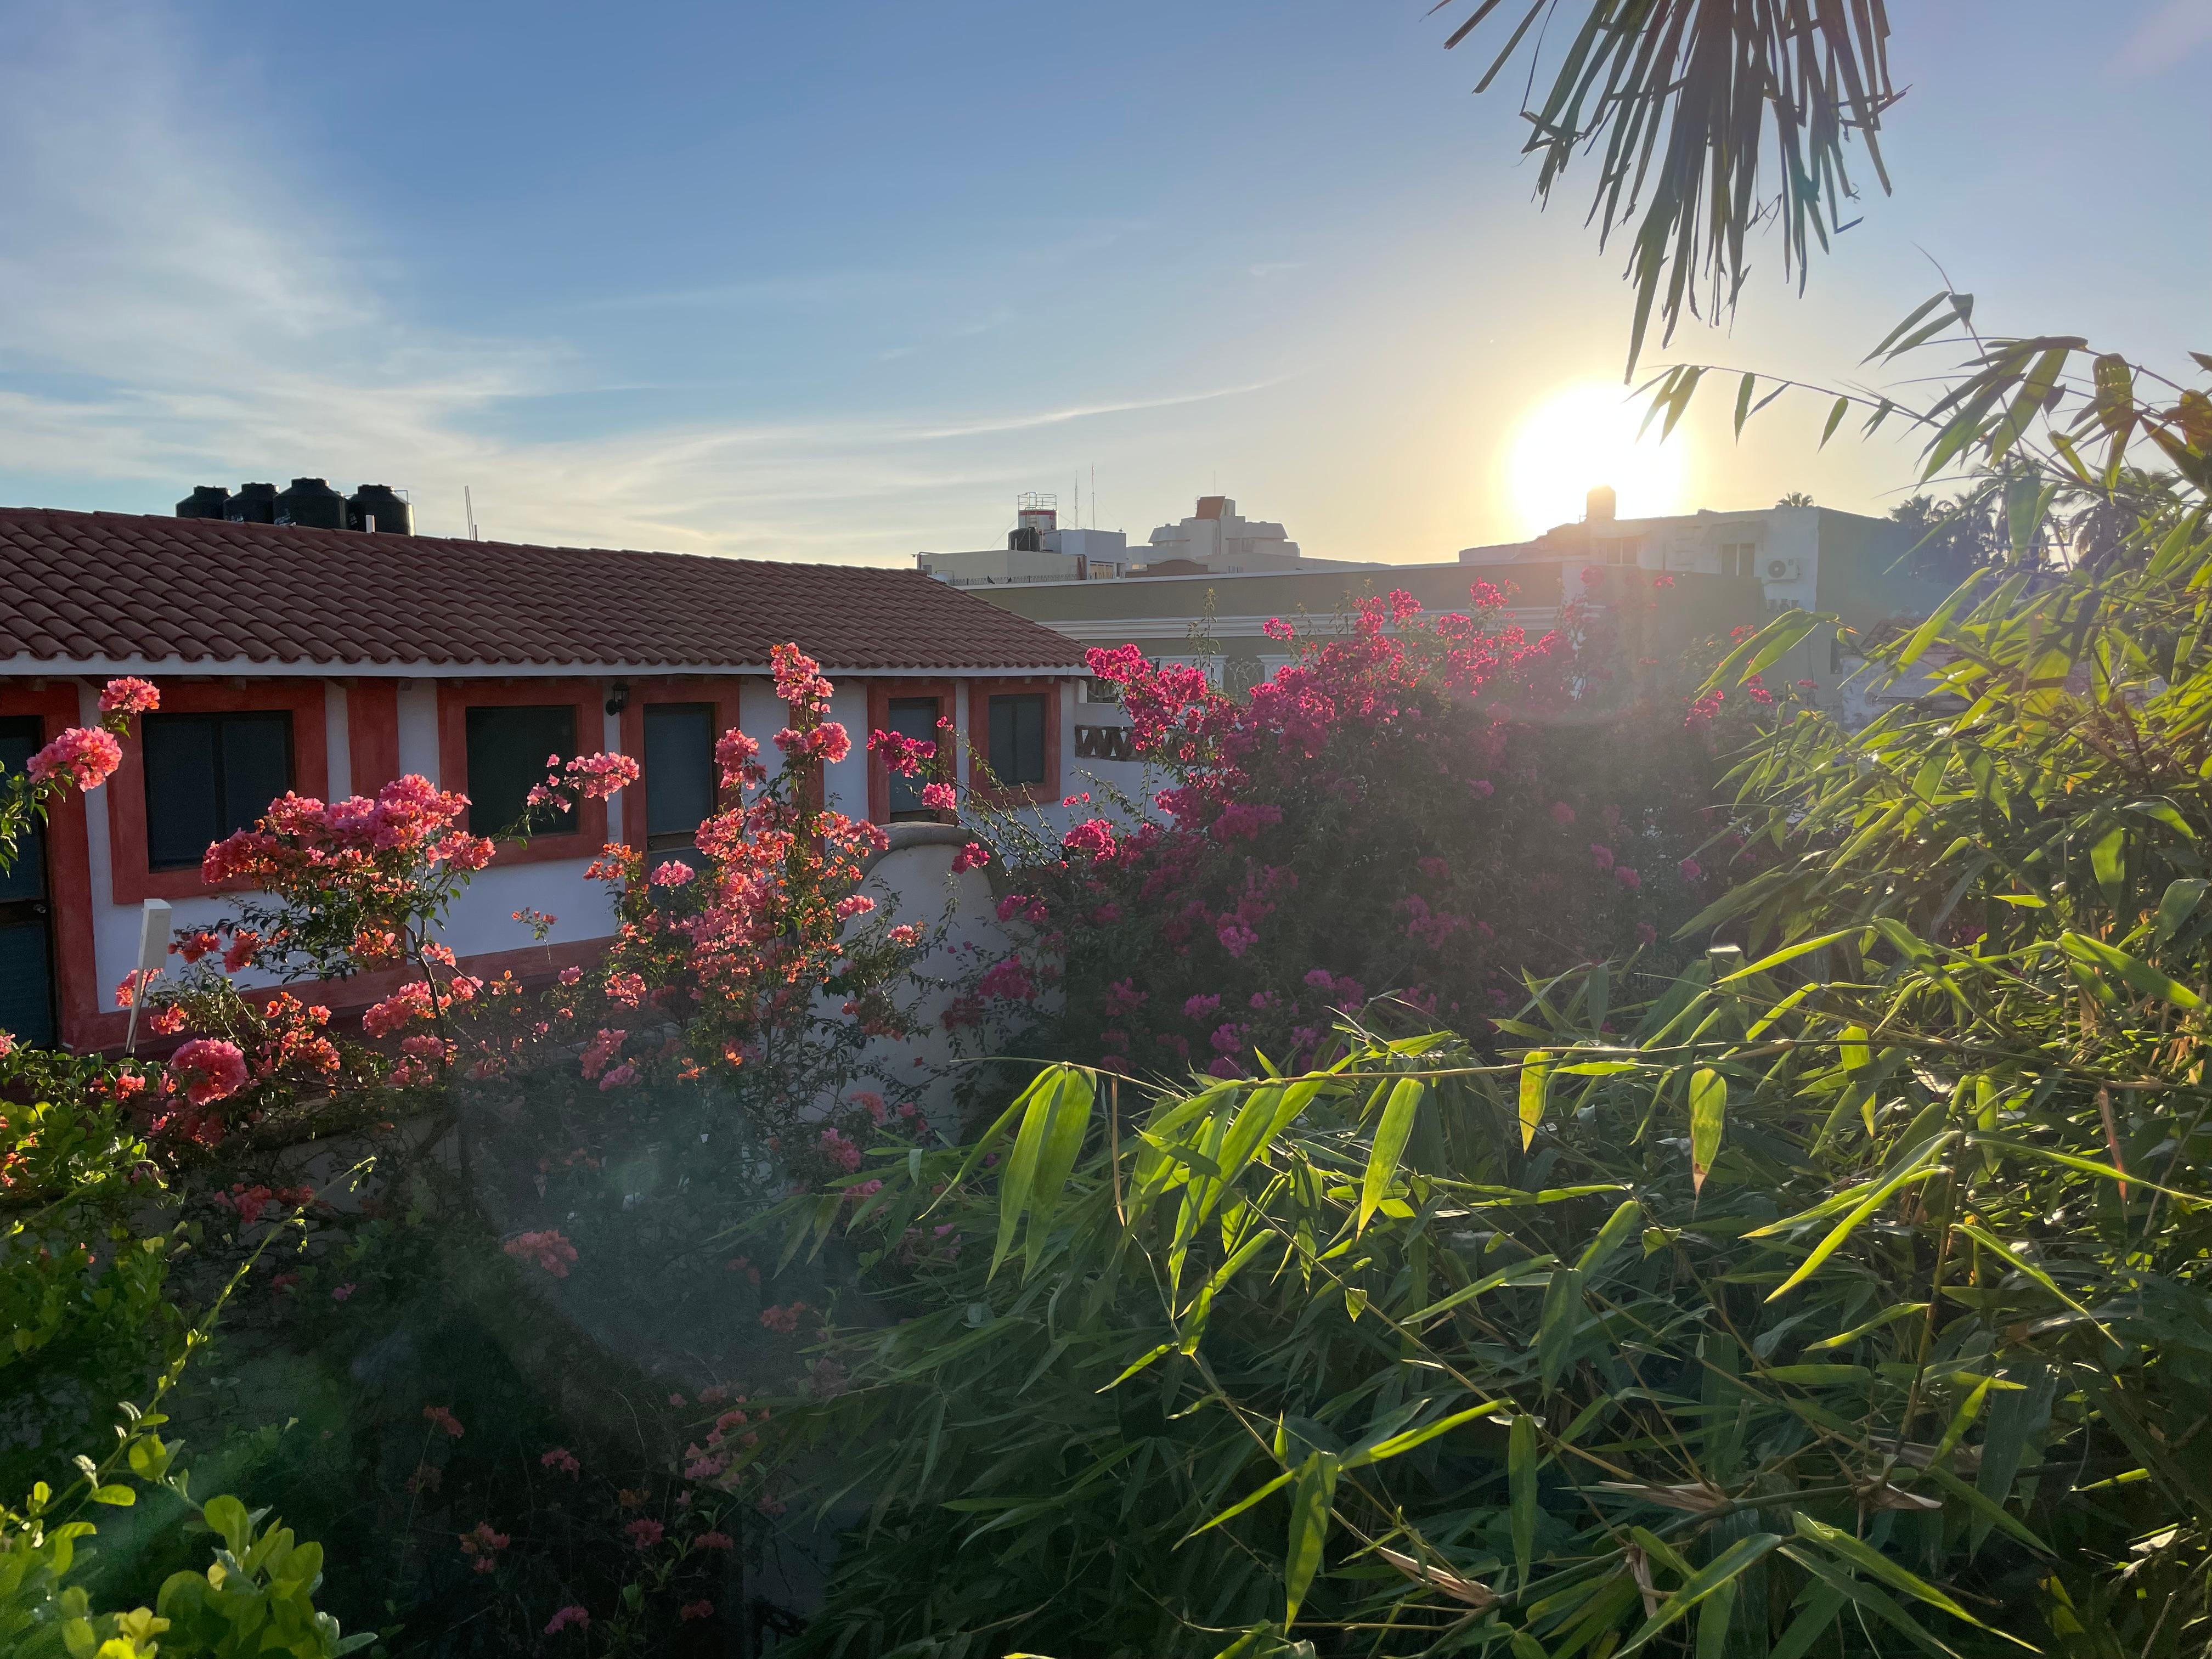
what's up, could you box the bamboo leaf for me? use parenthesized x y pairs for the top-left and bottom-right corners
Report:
(1351, 1401), (1510, 1468)
(1283, 1452), (1339, 1628)
(2059, 933), (2203, 1010)
(1792, 1513), (2023, 1641)
(1508, 1414), (1538, 1590)
(1689, 1069), (1725, 1195)
(1723, 928), (1869, 981)
(1615, 1533), (1784, 1658)
(1576, 1199), (1644, 1274)
(1519, 1051), (1551, 1150)
(1767, 1159), (1953, 1301)
(990, 1068), (1066, 1281)
(1746, 609), (1829, 677)
(2155, 877), (2209, 945)
(1538, 1266), (1584, 1391)
(1695, 1577), (1737, 1659)
(1025, 1067), (1096, 1276)
(1186, 1466), (1294, 1541)
(1359, 1079), (1424, 1235)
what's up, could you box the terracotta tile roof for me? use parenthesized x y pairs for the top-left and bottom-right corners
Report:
(0, 507), (1089, 674)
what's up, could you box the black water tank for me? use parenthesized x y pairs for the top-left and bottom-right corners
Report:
(225, 483), (278, 524)
(274, 477), (345, 530)
(1007, 524), (1042, 551)
(346, 483), (413, 535)
(176, 486), (230, 519)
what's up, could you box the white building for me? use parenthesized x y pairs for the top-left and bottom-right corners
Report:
(918, 494), (1136, 587)
(0, 506), (1097, 1052)
(1459, 487), (1945, 625)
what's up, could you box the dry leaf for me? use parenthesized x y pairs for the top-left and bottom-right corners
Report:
(1373, 1545), (1499, 1609)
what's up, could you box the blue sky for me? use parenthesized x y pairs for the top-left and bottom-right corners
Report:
(1, 2), (2205, 564)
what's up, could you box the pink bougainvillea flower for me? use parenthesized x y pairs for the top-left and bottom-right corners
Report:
(1588, 842), (1614, 871)
(423, 1405), (464, 1437)
(545, 1606), (590, 1636)
(649, 859), (695, 887)
(1062, 818), (1116, 859)
(561, 751), (641, 800)
(28, 727), (122, 792)
(167, 1039), (248, 1107)
(624, 1517), (666, 1549)
(504, 1229), (579, 1277)
(920, 781), (957, 810)
(1613, 865), (1642, 891)
(759, 1301), (808, 1335)
(541, 1446), (581, 1476)
(98, 677), (160, 716)
(1550, 802), (1576, 826)
(1678, 856), (1703, 882)
(951, 842), (990, 873)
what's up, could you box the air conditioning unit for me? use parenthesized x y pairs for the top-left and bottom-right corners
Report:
(1764, 557), (1803, 582)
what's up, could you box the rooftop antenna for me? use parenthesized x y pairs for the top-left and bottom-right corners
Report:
(464, 486), (479, 541)
(1091, 462), (1096, 530)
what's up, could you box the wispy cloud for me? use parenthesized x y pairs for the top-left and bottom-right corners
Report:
(2108, 0), (2212, 77)
(0, 6), (1252, 565)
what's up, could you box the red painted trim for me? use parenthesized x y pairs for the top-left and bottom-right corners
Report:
(80, 934), (613, 1053)
(346, 680), (400, 795)
(435, 679), (606, 868)
(106, 678), (331, 905)
(0, 682), (101, 1049)
(965, 679), (1062, 808)
(614, 676), (748, 848)
(864, 679), (956, 824)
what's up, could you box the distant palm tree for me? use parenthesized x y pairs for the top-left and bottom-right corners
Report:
(1775, 490), (1815, 507)
(1437, 2), (1899, 370)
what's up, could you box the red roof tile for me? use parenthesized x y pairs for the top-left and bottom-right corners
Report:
(0, 508), (1088, 674)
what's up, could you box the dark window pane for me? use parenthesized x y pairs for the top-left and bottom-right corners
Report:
(644, 703), (715, 848)
(143, 711), (292, 870)
(886, 696), (942, 817)
(988, 693), (1047, 787)
(143, 715), (221, 870)
(219, 714), (294, 831)
(0, 919), (54, 1047)
(0, 719), (46, 902)
(466, 704), (577, 836)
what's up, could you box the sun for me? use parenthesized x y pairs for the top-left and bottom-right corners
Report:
(1505, 381), (1691, 535)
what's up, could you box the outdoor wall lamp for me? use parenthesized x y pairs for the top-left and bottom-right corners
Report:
(606, 681), (630, 715)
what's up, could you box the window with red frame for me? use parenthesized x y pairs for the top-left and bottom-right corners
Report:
(884, 695), (947, 820)
(986, 692), (1048, 788)
(642, 702), (716, 849)
(142, 710), (295, 870)
(465, 704), (577, 836)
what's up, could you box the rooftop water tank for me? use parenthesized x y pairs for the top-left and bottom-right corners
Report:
(274, 477), (345, 530)
(225, 483), (278, 524)
(346, 484), (413, 535)
(176, 486), (230, 520)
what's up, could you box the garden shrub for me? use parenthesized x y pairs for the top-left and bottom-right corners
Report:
(950, 571), (1741, 1085)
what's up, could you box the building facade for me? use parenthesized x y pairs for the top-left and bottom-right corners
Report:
(0, 508), (1092, 1052)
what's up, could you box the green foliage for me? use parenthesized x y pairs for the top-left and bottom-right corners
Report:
(736, 324), (2212, 1657)
(1, 1045), (183, 1501)
(1436, 0), (1898, 368)
(747, 1008), (2151, 1656)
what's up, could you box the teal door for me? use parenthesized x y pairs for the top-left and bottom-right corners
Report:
(0, 718), (58, 1046)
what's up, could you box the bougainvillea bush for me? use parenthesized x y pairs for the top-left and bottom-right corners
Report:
(950, 574), (1737, 1086)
